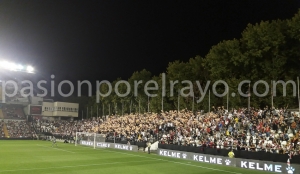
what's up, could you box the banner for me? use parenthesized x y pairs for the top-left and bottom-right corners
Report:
(79, 140), (138, 152)
(158, 148), (236, 167)
(157, 148), (299, 174)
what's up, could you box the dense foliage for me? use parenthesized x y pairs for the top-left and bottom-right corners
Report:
(81, 10), (300, 117)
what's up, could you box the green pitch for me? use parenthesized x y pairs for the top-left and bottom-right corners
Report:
(0, 141), (271, 174)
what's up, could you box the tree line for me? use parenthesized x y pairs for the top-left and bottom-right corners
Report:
(66, 10), (300, 118)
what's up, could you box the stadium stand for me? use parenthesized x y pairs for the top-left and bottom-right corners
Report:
(2, 105), (26, 119)
(29, 107), (300, 157)
(0, 120), (4, 138)
(32, 119), (100, 137)
(82, 107), (300, 157)
(0, 120), (9, 138)
(95, 108), (300, 163)
(5, 120), (33, 138)
(0, 109), (4, 119)
(2, 122), (9, 138)
(2, 105), (299, 162)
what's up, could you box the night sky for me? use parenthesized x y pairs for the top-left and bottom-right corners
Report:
(0, 0), (300, 95)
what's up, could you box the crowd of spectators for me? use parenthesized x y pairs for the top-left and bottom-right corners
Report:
(2, 105), (25, 119)
(5, 120), (33, 138)
(32, 118), (103, 138)
(0, 120), (4, 138)
(92, 107), (300, 156)
(15, 106), (300, 157)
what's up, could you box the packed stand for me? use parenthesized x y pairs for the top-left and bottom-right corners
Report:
(32, 106), (300, 156)
(2, 105), (25, 119)
(5, 120), (34, 138)
(32, 118), (103, 139)
(94, 107), (300, 156)
(0, 120), (4, 138)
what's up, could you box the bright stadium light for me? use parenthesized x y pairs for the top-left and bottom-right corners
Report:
(0, 60), (15, 70)
(5, 61), (15, 70)
(0, 61), (6, 68)
(2, 61), (10, 69)
(17, 64), (24, 70)
(26, 65), (34, 73)
(0, 60), (35, 73)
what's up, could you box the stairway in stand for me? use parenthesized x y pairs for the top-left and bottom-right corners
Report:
(0, 109), (9, 137)
(0, 109), (3, 119)
(3, 123), (9, 137)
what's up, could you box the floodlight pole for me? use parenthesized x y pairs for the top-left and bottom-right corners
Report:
(271, 80), (274, 109)
(130, 100), (132, 114)
(192, 92), (194, 113)
(227, 88), (229, 111)
(109, 104), (110, 115)
(161, 96), (163, 112)
(177, 90), (180, 113)
(208, 90), (210, 113)
(97, 105), (98, 118)
(248, 84), (251, 111)
(297, 77), (300, 116)
(122, 101), (124, 116)
(115, 102), (117, 115)
(147, 96), (149, 113)
(102, 103), (104, 118)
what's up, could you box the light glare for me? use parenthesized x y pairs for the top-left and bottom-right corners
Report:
(27, 65), (34, 73)
(17, 64), (24, 70)
(0, 60), (34, 73)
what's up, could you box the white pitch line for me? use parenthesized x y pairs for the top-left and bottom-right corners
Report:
(167, 161), (242, 174)
(36, 144), (75, 153)
(76, 146), (242, 174)
(0, 160), (156, 172)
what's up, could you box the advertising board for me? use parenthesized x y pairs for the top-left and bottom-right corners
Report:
(79, 141), (138, 152)
(157, 148), (299, 174)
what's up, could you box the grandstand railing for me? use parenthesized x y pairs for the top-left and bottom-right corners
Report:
(0, 137), (35, 140)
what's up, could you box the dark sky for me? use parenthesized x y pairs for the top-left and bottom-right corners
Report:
(0, 0), (299, 85)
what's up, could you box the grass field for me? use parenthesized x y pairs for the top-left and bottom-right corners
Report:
(0, 140), (273, 174)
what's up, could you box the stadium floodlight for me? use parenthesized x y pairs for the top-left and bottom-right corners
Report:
(3, 61), (16, 71)
(1, 61), (12, 70)
(0, 60), (6, 69)
(26, 65), (34, 73)
(0, 60), (35, 73)
(17, 64), (24, 70)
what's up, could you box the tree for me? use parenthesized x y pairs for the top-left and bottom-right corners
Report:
(127, 69), (152, 114)
(204, 15), (300, 108)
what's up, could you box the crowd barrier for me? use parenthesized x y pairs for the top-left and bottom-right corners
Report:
(0, 137), (34, 140)
(158, 144), (300, 163)
(157, 148), (300, 174)
(79, 140), (139, 152)
(105, 140), (147, 148)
